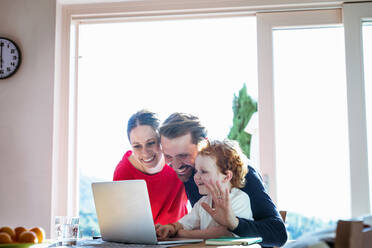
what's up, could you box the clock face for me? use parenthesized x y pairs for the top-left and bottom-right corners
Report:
(0, 37), (22, 79)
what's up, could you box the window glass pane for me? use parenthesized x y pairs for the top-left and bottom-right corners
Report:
(78, 17), (258, 237)
(363, 22), (372, 210)
(273, 27), (350, 239)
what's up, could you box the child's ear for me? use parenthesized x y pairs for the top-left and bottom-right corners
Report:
(224, 170), (233, 182)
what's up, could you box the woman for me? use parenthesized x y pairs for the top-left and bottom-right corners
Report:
(113, 110), (188, 225)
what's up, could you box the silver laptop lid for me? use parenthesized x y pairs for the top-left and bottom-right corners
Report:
(91, 180), (158, 244)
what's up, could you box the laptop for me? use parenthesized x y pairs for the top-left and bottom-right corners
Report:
(91, 180), (203, 245)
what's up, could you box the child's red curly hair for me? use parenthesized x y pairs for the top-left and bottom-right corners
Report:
(198, 139), (248, 188)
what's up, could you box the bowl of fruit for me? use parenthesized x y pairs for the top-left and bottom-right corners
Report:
(0, 226), (45, 248)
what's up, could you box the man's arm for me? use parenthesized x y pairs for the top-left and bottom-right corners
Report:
(232, 216), (287, 247)
(232, 166), (287, 247)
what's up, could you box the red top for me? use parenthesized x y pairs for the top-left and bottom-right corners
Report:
(113, 150), (188, 225)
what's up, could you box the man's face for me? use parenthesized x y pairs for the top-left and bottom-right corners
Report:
(160, 133), (198, 182)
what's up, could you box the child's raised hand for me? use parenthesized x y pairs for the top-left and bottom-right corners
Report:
(201, 179), (239, 231)
(155, 224), (175, 239)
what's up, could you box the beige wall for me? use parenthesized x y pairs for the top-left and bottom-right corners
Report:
(0, 0), (56, 236)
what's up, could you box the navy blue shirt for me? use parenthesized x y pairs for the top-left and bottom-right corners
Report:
(184, 166), (287, 247)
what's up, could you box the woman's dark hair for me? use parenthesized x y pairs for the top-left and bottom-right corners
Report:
(127, 110), (160, 141)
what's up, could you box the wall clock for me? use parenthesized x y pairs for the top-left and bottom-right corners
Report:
(0, 37), (22, 79)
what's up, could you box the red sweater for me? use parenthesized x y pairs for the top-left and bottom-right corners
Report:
(113, 151), (188, 225)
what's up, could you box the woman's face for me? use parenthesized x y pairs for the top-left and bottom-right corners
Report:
(194, 155), (225, 195)
(129, 125), (162, 169)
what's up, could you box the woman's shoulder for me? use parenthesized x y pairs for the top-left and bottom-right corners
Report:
(115, 150), (133, 167)
(113, 150), (135, 180)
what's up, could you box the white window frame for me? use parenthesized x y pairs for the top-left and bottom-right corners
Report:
(53, 0), (372, 235)
(257, 5), (372, 217)
(343, 2), (372, 217)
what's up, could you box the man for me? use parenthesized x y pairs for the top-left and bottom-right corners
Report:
(159, 113), (287, 247)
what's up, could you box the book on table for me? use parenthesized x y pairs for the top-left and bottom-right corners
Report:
(205, 237), (262, 246)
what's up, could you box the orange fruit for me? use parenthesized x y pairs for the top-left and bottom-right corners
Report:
(29, 227), (45, 243)
(19, 231), (38, 243)
(14, 226), (28, 241)
(0, 232), (13, 244)
(0, 226), (15, 240)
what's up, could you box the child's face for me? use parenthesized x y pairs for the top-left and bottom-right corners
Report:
(194, 155), (225, 195)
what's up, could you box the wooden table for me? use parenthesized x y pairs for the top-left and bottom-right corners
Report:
(54, 238), (262, 248)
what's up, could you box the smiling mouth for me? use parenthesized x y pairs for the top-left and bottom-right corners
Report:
(142, 155), (155, 163)
(173, 164), (192, 171)
(175, 165), (193, 175)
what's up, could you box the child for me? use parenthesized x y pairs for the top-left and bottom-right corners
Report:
(155, 139), (253, 239)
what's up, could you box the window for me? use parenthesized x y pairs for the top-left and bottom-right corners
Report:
(56, 1), (372, 241)
(77, 16), (258, 236)
(257, 9), (352, 238)
(273, 26), (350, 238)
